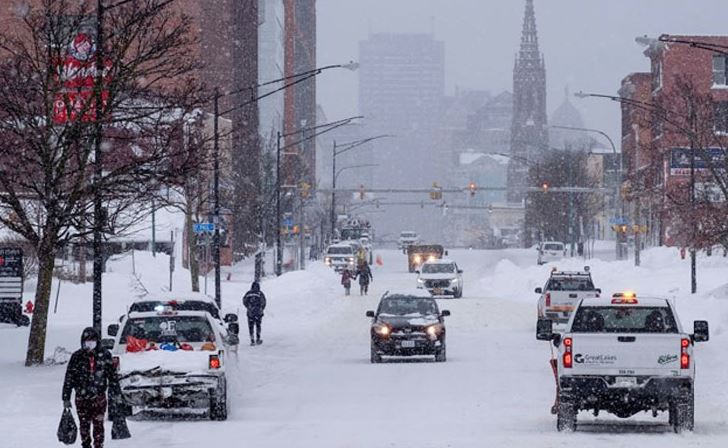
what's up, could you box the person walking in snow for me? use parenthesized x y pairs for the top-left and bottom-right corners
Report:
(62, 327), (121, 448)
(356, 261), (373, 296)
(243, 281), (267, 346)
(341, 268), (354, 296)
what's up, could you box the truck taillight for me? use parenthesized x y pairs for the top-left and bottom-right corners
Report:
(209, 354), (221, 369)
(545, 293), (551, 307)
(563, 337), (573, 368)
(680, 338), (690, 369)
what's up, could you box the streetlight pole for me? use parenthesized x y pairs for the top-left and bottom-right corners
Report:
(330, 135), (392, 240)
(92, 0), (106, 333)
(212, 89), (221, 308)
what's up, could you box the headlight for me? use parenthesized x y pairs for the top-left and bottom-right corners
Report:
(374, 324), (390, 336)
(426, 324), (443, 339)
(450, 278), (459, 283)
(417, 278), (425, 283)
(325, 257), (331, 265)
(414, 255), (422, 263)
(428, 255), (436, 262)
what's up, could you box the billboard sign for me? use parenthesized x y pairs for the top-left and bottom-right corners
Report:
(670, 147), (726, 176)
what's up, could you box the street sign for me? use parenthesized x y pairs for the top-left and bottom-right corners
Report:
(609, 216), (628, 226)
(193, 223), (215, 234)
(0, 247), (23, 298)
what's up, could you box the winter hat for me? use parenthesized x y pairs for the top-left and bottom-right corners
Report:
(80, 327), (100, 345)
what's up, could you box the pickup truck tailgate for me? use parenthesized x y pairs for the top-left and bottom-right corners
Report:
(568, 334), (685, 375)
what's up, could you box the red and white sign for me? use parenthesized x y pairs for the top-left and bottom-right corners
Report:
(53, 30), (112, 124)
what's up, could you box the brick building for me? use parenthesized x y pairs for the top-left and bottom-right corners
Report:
(623, 35), (728, 247)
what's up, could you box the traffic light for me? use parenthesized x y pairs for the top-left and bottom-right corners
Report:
(430, 182), (442, 200)
(541, 182), (549, 193)
(468, 182), (477, 197)
(359, 185), (365, 200)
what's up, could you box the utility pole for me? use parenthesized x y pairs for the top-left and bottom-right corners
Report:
(213, 90), (222, 308)
(275, 131), (282, 276)
(331, 140), (337, 240)
(92, 0), (106, 333)
(689, 106), (697, 294)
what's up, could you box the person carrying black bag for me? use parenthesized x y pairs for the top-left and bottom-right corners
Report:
(243, 281), (267, 346)
(62, 327), (122, 448)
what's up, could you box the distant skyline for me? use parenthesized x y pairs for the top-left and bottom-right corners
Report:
(317, 0), (728, 146)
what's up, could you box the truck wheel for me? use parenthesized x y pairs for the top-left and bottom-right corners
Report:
(370, 345), (382, 364)
(209, 384), (228, 421)
(556, 395), (577, 432)
(435, 345), (447, 362)
(671, 390), (694, 433)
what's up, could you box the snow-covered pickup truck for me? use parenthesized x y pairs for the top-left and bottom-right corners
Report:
(537, 293), (709, 433)
(535, 268), (600, 326)
(106, 308), (239, 420)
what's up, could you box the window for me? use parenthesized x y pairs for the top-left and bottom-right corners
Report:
(714, 102), (728, 134)
(713, 55), (727, 86)
(571, 306), (678, 334)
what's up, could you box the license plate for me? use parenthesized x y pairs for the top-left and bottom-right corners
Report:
(615, 376), (638, 387)
(433, 288), (443, 295)
(400, 340), (416, 348)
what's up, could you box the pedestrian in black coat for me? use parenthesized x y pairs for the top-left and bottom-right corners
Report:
(243, 281), (267, 346)
(356, 262), (373, 296)
(62, 327), (121, 448)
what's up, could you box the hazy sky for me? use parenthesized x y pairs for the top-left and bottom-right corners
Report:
(317, 0), (728, 146)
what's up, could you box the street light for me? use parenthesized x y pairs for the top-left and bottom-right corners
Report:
(548, 124), (622, 260)
(275, 116), (364, 276)
(209, 63), (359, 302)
(331, 135), (392, 239)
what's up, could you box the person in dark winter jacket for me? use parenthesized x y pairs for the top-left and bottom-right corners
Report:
(62, 327), (121, 448)
(341, 268), (354, 296)
(243, 282), (267, 346)
(356, 262), (373, 296)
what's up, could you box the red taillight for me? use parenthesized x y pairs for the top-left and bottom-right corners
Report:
(563, 337), (573, 368)
(209, 354), (221, 369)
(112, 356), (120, 371)
(545, 293), (551, 307)
(680, 338), (690, 369)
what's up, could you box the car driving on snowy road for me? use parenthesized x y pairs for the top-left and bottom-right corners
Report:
(537, 292), (709, 433)
(536, 268), (600, 326)
(537, 241), (566, 265)
(416, 259), (464, 298)
(366, 293), (450, 363)
(107, 307), (239, 421)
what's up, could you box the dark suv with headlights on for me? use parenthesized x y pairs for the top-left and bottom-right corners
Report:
(366, 293), (450, 363)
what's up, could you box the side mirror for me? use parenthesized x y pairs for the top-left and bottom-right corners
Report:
(224, 313), (239, 323)
(595, 288), (602, 294)
(366, 311), (375, 318)
(226, 333), (240, 346)
(693, 320), (709, 342)
(107, 324), (119, 337)
(536, 318), (554, 341)
(534, 287), (542, 294)
(228, 322), (240, 336)
(441, 310), (451, 317)
(118, 314), (125, 323)
(101, 338), (115, 351)
(457, 269), (463, 274)
(415, 270), (420, 275)
(445, 250), (449, 256)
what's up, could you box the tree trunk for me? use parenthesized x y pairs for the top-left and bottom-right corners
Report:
(78, 241), (86, 283)
(186, 202), (200, 292)
(25, 244), (56, 366)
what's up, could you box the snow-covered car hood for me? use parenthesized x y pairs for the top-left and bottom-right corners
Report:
(418, 273), (457, 281)
(377, 315), (440, 328)
(117, 350), (221, 374)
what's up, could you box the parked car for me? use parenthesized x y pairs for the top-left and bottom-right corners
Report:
(537, 241), (567, 265)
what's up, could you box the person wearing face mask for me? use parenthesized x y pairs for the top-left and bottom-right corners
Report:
(62, 327), (121, 448)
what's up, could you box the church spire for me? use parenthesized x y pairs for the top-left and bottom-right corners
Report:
(519, 0), (540, 60)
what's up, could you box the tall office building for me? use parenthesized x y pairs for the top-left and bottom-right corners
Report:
(258, 0), (285, 141)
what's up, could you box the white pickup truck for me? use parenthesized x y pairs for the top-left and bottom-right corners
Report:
(537, 293), (709, 433)
(107, 308), (239, 420)
(535, 269), (601, 326)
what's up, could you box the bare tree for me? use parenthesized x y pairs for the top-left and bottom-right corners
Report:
(0, 0), (204, 365)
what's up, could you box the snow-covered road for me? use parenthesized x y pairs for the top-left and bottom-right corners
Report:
(2, 246), (728, 447)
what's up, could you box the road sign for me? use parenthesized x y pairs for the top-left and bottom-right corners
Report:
(193, 223), (215, 234)
(609, 217), (628, 226)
